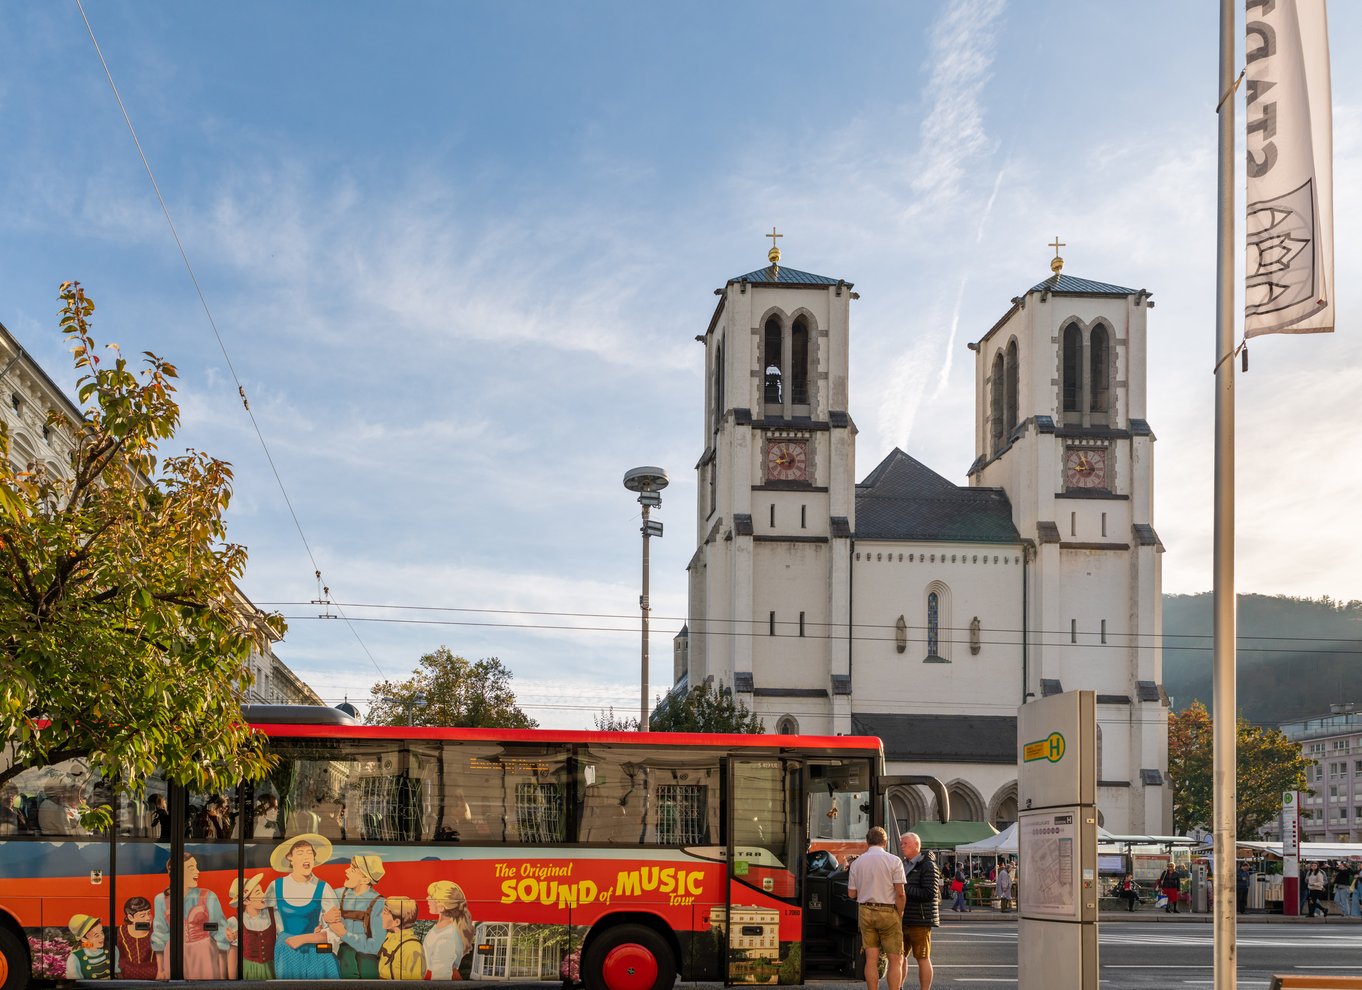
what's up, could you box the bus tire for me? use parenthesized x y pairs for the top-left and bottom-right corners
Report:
(582, 923), (675, 990)
(0, 923), (30, 990)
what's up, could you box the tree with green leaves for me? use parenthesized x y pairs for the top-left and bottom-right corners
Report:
(368, 647), (537, 728)
(0, 283), (283, 828)
(1167, 700), (1314, 836)
(649, 682), (765, 734)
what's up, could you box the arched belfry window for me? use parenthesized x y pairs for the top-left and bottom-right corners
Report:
(790, 317), (810, 407)
(1004, 338), (1019, 437)
(1089, 323), (1110, 422)
(989, 353), (1005, 454)
(1061, 322), (1083, 423)
(763, 317), (783, 406)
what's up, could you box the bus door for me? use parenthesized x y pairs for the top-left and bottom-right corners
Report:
(723, 758), (802, 986)
(802, 759), (874, 980)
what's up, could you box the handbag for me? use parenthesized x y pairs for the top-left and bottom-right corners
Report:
(1155, 893), (1168, 909)
(951, 879), (964, 893)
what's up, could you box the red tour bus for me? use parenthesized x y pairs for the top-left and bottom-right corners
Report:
(0, 705), (947, 989)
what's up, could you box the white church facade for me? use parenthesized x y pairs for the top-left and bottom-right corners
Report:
(679, 243), (1171, 835)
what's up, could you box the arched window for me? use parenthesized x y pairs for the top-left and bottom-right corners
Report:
(776, 715), (799, 736)
(1089, 323), (1110, 420)
(712, 339), (724, 434)
(990, 353), (1005, 453)
(1004, 338), (1019, 436)
(1062, 322), (1083, 420)
(790, 317), (809, 406)
(925, 582), (951, 662)
(927, 592), (940, 658)
(763, 317), (783, 406)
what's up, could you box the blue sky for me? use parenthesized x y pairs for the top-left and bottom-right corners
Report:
(2, 2), (1359, 727)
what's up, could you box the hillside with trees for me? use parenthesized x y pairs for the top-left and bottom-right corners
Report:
(1162, 592), (1362, 724)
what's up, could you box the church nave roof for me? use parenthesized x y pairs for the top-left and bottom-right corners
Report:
(855, 448), (1021, 544)
(730, 264), (849, 287)
(1027, 272), (1137, 296)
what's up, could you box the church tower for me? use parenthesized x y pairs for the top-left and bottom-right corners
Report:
(686, 235), (857, 735)
(969, 245), (1170, 832)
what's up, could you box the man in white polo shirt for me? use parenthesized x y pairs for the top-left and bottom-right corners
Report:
(847, 826), (906, 990)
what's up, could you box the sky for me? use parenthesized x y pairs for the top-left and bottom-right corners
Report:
(1, 1), (1359, 728)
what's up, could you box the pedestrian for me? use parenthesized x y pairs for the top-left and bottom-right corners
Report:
(949, 868), (969, 913)
(1332, 862), (1353, 918)
(1117, 874), (1140, 912)
(899, 832), (940, 990)
(1157, 863), (1181, 914)
(847, 826), (906, 990)
(995, 862), (1013, 913)
(1236, 862), (1252, 914)
(1304, 862), (1328, 917)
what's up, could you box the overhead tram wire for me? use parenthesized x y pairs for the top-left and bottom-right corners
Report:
(272, 609), (1362, 657)
(75, 1), (382, 678)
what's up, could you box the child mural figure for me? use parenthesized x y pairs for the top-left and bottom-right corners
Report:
(225, 874), (276, 980)
(66, 914), (111, 979)
(266, 833), (341, 979)
(115, 896), (157, 979)
(323, 854), (387, 978)
(377, 896), (425, 980)
(424, 880), (475, 979)
(151, 853), (230, 979)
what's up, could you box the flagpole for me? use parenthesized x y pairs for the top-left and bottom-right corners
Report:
(1213, 0), (1237, 987)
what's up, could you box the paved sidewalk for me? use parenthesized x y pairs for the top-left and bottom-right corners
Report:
(939, 903), (1362, 923)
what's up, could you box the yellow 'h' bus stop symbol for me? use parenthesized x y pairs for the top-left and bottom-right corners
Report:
(1023, 731), (1066, 763)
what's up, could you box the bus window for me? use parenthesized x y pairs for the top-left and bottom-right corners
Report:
(577, 746), (721, 845)
(0, 758), (95, 837)
(268, 739), (418, 843)
(731, 761), (792, 870)
(117, 772), (171, 839)
(438, 742), (570, 844)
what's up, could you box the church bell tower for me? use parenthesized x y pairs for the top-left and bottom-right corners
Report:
(970, 242), (1170, 832)
(685, 233), (857, 735)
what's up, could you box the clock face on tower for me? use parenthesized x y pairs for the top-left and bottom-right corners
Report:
(766, 440), (809, 482)
(1063, 446), (1109, 489)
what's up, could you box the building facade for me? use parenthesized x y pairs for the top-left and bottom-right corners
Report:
(682, 245), (1171, 834)
(1280, 705), (1362, 843)
(0, 321), (319, 707)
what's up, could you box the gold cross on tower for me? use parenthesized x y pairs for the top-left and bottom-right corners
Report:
(766, 226), (783, 268)
(1049, 235), (1066, 274)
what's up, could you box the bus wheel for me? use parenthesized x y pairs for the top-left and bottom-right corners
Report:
(0, 924), (29, 990)
(583, 924), (675, 990)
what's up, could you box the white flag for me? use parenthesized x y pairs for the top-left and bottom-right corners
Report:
(1244, 0), (1334, 336)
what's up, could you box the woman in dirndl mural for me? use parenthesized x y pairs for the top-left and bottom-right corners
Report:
(266, 833), (341, 979)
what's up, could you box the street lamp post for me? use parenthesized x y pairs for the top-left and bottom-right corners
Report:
(624, 466), (668, 731)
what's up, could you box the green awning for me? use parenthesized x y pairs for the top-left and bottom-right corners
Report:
(910, 820), (998, 849)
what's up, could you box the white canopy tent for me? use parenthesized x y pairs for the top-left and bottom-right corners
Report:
(955, 823), (1125, 857)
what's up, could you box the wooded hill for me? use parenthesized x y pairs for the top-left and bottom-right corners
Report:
(1162, 593), (1362, 726)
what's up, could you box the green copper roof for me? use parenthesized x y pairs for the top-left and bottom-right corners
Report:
(1029, 273), (1137, 295)
(731, 265), (847, 287)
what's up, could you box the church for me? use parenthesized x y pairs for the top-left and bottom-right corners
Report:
(677, 238), (1171, 835)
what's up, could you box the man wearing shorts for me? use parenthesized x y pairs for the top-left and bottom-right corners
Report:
(899, 832), (940, 990)
(847, 826), (906, 990)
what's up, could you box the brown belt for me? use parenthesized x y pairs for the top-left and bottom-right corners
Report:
(861, 902), (896, 907)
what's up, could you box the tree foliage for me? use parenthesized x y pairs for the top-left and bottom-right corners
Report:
(1167, 700), (1314, 836)
(0, 283), (283, 826)
(649, 682), (765, 734)
(367, 647), (537, 728)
